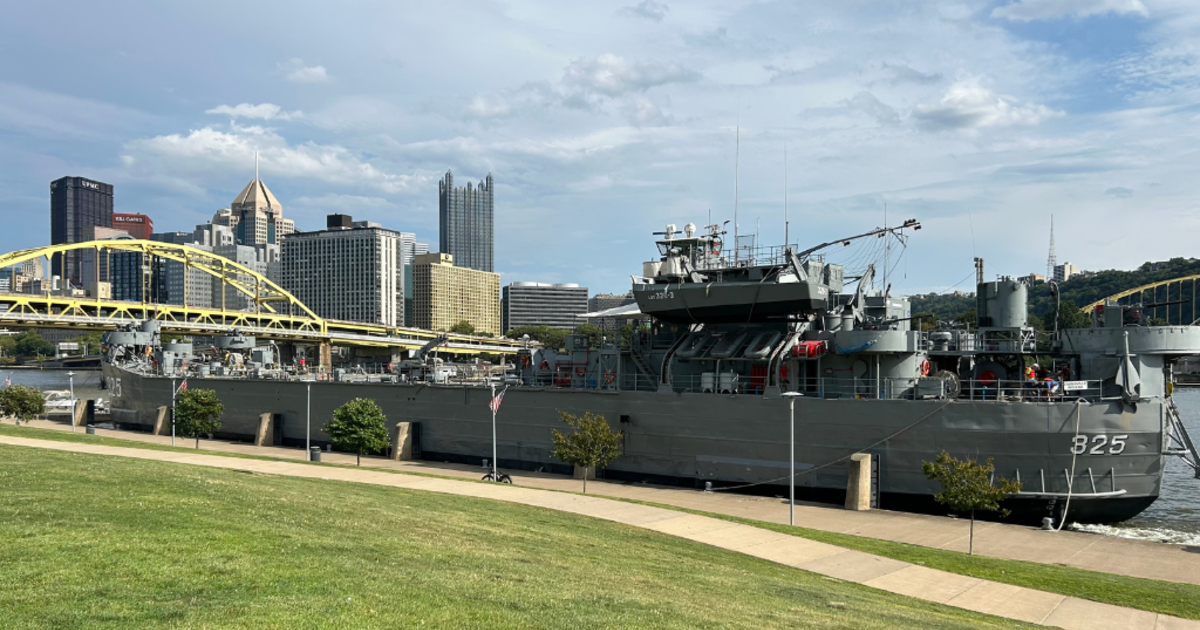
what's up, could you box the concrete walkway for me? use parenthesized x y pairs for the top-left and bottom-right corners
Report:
(22, 417), (1200, 587)
(1, 433), (1196, 630)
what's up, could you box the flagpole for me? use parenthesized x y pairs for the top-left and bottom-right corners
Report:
(170, 377), (176, 447)
(490, 382), (498, 481)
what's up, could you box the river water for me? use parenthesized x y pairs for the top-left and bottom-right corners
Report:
(6, 369), (1200, 544)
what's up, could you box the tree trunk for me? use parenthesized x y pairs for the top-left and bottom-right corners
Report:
(357, 451), (361, 466)
(195, 436), (200, 449)
(969, 509), (975, 555)
(583, 466), (588, 494)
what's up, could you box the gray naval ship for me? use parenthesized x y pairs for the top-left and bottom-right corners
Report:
(102, 219), (1200, 525)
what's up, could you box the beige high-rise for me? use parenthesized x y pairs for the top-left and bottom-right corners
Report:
(412, 253), (500, 335)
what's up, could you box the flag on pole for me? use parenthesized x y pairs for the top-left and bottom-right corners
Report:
(177, 379), (188, 394)
(488, 388), (506, 414)
(4, 374), (10, 388)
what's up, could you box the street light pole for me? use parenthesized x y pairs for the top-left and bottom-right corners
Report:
(782, 391), (803, 526)
(306, 383), (311, 461)
(490, 382), (498, 481)
(67, 371), (76, 433)
(170, 377), (176, 447)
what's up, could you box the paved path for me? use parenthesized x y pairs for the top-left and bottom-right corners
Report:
(23, 418), (1200, 587)
(2, 433), (1196, 630)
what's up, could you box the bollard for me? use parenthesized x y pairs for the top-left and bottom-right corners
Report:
(310, 446), (322, 463)
(1041, 517), (1055, 531)
(86, 424), (95, 435)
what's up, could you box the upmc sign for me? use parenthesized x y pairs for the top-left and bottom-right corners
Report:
(80, 180), (101, 190)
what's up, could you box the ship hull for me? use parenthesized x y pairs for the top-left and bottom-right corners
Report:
(104, 363), (1165, 525)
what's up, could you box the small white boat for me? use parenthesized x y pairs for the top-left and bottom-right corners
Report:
(42, 390), (76, 411)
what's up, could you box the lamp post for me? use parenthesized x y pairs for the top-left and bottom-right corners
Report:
(781, 392), (804, 526)
(306, 382), (311, 461)
(67, 371), (76, 433)
(490, 382), (498, 481)
(170, 377), (176, 446)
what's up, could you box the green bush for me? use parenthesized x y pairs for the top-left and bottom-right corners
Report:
(174, 389), (224, 448)
(324, 398), (390, 466)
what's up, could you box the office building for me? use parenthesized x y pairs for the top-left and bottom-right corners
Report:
(502, 282), (589, 332)
(1054, 262), (1080, 283)
(110, 249), (166, 303)
(398, 231), (430, 327)
(280, 214), (405, 326)
(113, 213), (154, 240)
(411, 253), (500, 335)
(226, 162), (295, 246)
(438, 171), (494, 272)
(588, 292), (637, 330)
(50, 176), (113, 287)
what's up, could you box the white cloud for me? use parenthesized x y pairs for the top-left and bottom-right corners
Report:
(277, 58), (330, 83)
(991, 0), (1149, 22)
(122, 124), (417, 193)
(619, 0), (669, 22)
(1105, 186), (1134, 197)
(622, 96), (673, 127)
(563, 54), (699, 98)
(205, 103), (302, 121)
(912, 78), (1062, 131)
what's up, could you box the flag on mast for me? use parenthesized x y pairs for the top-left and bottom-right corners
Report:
(177, 379), (188, 394)
(488, 388), (506, 413)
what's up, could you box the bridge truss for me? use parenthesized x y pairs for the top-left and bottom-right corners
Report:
(0, 240), (521, 354)
(1083, 274), (1200, 326)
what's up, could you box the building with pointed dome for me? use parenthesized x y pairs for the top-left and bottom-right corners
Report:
(225, 171), (294, 246)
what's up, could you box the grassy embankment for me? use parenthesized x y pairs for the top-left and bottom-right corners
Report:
(4, 421), (1199, 620)
(0, 445), (1012, 629)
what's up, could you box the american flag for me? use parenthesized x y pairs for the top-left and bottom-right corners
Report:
(177, 379), (188, 393)
(488, 388), (506, 414)
(4, 374), (10, 388)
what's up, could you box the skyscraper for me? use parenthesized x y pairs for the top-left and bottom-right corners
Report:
(50, 176), (113, 286)
(281, 214), (405, 327)
(438, 171), (494, 272)
(228, 154), (295, 246)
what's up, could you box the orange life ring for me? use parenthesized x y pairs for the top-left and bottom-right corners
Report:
(604, 370), (615, 384)
(540, 360), (549, 371)
(920, 359), (931, 377)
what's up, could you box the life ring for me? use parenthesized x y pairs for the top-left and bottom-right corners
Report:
(604, 370), (615, 384)
(920, 359), (931, 377)
(540, 360), (549, 371)
(978, 370), (998, 387)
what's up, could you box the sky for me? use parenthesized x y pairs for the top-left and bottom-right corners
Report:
(2, 0), (1198, 296)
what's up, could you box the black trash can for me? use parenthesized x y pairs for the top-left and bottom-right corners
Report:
(86, 425), (95, 435)
(86, 399), (96, 424)
(309, 446), (321, 462)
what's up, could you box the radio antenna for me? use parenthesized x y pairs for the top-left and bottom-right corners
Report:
(734, 124), (740, 263)
(784, 144), (789, 248)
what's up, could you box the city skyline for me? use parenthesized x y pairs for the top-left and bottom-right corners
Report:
(5, 2), (1200, 297)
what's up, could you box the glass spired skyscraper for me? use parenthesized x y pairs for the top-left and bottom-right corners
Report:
(438, 171), (493, 272)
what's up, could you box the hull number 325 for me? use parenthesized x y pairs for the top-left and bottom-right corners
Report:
(1071, 434), (1128, 455)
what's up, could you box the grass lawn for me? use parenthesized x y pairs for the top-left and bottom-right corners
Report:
(0, 445), (1021, 630)
(5, 421), (1198, 621)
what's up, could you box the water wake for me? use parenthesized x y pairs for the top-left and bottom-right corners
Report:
(1070, 523), (1200, 546)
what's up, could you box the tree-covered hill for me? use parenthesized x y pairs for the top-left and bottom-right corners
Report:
(909, 257), (1200, 326)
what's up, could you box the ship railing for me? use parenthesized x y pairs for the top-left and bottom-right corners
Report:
(692, 245), (824, 271)
(785, 376), (1102, 402)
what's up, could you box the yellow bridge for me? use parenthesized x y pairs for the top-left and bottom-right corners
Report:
(1082, 274), (1200, 325)
(0, 240), (522, 355)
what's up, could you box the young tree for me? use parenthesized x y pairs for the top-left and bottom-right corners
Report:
(13, 332), (54, 359)
(324, 398), (390, 466)
(0, 385), (46, 425)
(449, 320), (476, 335)
(550, 410), (623, 493)
(174, 389), (224, 449)
(922, 451), (1022, 554)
